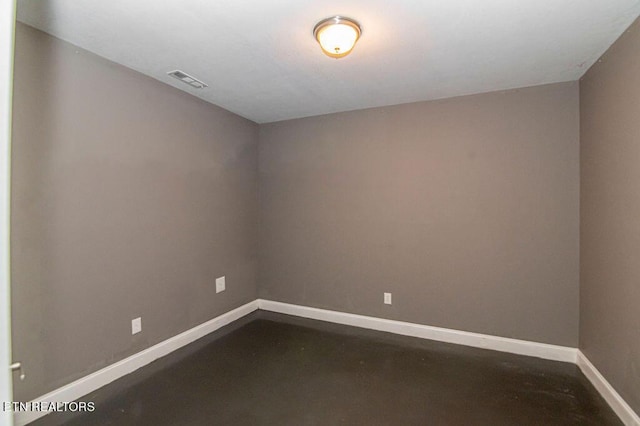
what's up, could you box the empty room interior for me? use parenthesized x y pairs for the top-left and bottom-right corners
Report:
(3, 0), (640, 425)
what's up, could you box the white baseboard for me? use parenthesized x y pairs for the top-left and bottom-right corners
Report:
(257, 299), (578, 363)
(16, 298), (639, 426)
(259, 299), (640, 425)
(577, 351), (640, 426)
(15, 300), (259, 426)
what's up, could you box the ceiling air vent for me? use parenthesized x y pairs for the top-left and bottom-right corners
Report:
(167, 70), (208, 89)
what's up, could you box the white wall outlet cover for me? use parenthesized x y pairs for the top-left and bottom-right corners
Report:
(216, 276), (226, 293)
(384, 293), (392, 305)
(131, 317), (142, 335)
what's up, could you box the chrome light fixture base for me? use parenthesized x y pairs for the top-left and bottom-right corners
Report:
(313, 16), (362, 58)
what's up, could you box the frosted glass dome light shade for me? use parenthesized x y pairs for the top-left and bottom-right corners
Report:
(313, 16), (362, 58)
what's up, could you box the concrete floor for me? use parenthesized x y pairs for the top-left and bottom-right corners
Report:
(34, 311), (621, 426)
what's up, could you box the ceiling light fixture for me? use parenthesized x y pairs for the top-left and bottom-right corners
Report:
(313, 16), (361, 59)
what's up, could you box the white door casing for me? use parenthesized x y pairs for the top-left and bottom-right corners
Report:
(0, 0), (17, 425)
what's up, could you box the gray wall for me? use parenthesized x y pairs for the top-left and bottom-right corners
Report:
(11, 23), (259, 401)
(259, 82), (580, 347)
(580, 17), (640, 414)
(12, 21), (586, 404)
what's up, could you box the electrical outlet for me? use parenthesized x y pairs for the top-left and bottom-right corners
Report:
(216, 276), (226, 293)
(131, 317), (142, 335)
(384, 292), (392, 305)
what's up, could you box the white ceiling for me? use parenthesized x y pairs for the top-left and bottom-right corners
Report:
(17, 0), (640, 123)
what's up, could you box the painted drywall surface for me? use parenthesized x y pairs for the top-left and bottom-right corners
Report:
(580, 17), (640, 415)
(11, 23), (259, 401)
(259, 82), (580, 347)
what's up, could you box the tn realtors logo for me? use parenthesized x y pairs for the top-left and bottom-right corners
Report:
(2, 401), (95, 412)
